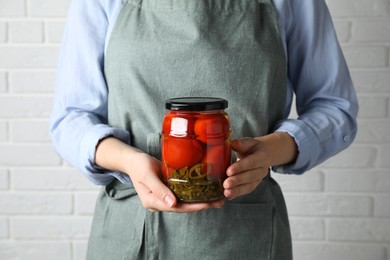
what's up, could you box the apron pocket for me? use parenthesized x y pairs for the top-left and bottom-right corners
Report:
(105, 179), (138, 200)
(127, 0), (190, 11)
(87, 181), (145, 260)
(158, 203), (273, 260)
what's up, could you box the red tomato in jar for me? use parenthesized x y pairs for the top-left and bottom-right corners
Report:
(161, 163), (175, 179)
(163, 113), (196, 137)
(162, 114), (174, 136)
(201, 144), (231, 179)
(162, 137), (203, 169)
(194, 114), (230, 145)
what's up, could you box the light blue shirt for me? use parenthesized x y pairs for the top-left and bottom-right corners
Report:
(50, 0), (358, 186)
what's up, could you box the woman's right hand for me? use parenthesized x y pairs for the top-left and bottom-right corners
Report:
(96, 137), (224, 212)
(127, 151), (224, 212)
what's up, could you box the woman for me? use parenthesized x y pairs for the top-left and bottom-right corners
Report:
(50, 0), (358, 259)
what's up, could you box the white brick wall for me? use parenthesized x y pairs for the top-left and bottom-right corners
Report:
(0, 0), (389, 259)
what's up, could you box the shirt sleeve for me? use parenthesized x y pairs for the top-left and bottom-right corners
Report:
(50, 0), (131, 185)
(272, 0), (359, 174)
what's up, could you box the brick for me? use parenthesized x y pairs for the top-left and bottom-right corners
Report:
(0, 169), (9, 189)
(351, 69), (390, 94)
(375, 195), (390, 217)
(326, 0), (390, 17)
(12, 168), (98, 190)
(272, 170), (324, 192)
(10, 120), (51, 142)
(319, 146), (377, 169)
(333, 20), (352, 43)
(0, 21), (7, 43)
(378, 144), (390, 167)
(284, 193), (373, 217)
(357, 96), (388, 118)
(0, 96), (53, 118)
(0, 71), (7, 92)
(0, 192), (72, 214)
(342, 46), (388, 68)
(29, 0), (71, 17)
(356, 120), (390, 143)
(325, 170), (390, 193)
(0, 144), (61, 166)
(73, 241), (88, 260)
(0, 0), (26, 17)
(0, 242), (71, 260)
(11, 217), (92, 239)
(9, 21), (44, 43)
(0, 120), (8, 142)
(0, 217), (8, 238)
(0, 47), (59, 69)
(293, 242), (387, 260)
(289, 218), (325, 240)
(328, 219), (390, 242)
(354, 19), (390, 42)
(9, 71), (56, 93)
(75, 192), (99, 215)
(47, 21), (65, 43)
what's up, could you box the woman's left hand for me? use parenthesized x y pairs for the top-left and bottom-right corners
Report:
(223, 138), (271, 200)
(223, 133), (298, 200)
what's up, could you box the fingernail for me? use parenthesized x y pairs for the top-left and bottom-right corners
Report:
(164, 195), (175, 207)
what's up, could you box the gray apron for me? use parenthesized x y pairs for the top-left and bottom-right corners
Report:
(87, 0), (292, 259)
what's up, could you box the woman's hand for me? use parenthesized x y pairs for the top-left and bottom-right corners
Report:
(224, 133), (297, 200)
(95, 137), (224, 212)
(223, 138), (270, 200)
(126, 151), (224, 212)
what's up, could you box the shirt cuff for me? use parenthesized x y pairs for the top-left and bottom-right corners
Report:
(79, 124), (132, 185)
(272, 119), (321, 175)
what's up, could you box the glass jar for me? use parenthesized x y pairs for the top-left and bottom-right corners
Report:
(161, 97), (231, 202)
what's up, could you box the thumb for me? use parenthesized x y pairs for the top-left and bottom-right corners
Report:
(146, 174), (177, 208)
(231, 138), (259, 158)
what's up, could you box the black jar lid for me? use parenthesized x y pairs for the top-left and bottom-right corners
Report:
(165, 97), (228, 111)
